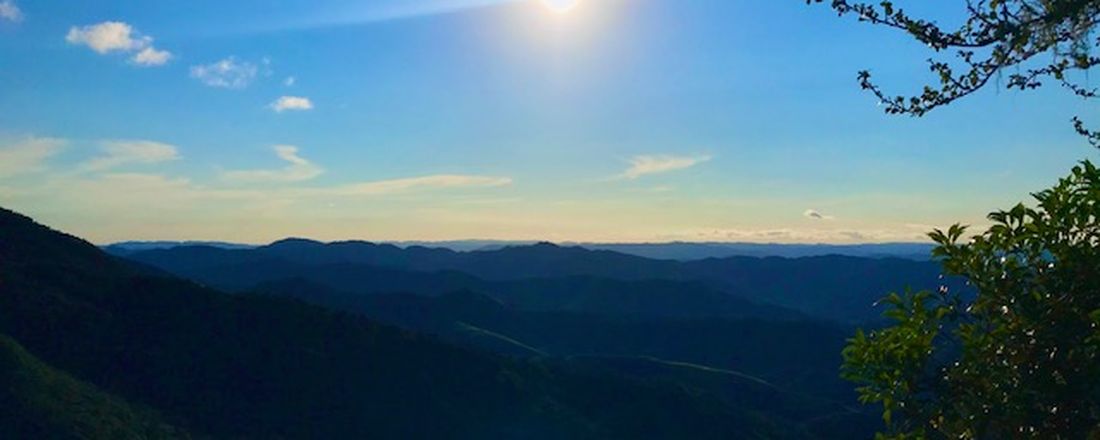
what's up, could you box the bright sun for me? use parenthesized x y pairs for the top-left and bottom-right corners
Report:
(541, 0), (580, 14)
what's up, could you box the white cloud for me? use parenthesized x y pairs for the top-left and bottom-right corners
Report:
(0, 1), (22, 22)
(82, 140), (180, 172)
(329, 175), (513, 196)
(803, 209), (835, 221)
(270, 96), (314, 112)
(66, 21), (172, 66)
(617, 154), (711, 180)
(668, 227), (930, 244)
(67, 22), (145, 53)
(224, 145), (324, 183)
(131, 47), (172, 66)
(0, 137), (65, 177)
(190, 57), (259, 89)
(284, 76), (296, 87)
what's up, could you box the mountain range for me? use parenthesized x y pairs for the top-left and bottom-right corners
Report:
(0, 206), (957, 438)
(104, 240), (935, 261)
(2, 207), (826, 439)
(117, 238), (958, 323)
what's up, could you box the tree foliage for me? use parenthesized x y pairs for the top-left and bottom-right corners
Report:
(809, 0), (1100, 146)
(843, 162), (1100, 439)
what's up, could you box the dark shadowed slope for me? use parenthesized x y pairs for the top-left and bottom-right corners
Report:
(0, 334), (187, 439)
(682, 255), (958, 323)
(252, 281), (858, 398)
(250, 280), (881, 437)
(0, 207), (805, 439)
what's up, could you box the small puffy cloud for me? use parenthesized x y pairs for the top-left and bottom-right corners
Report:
(284, 76), (296, 86)
(224, 145), (324, 183)
(331, 175), (513, 196)
(0, 1), (22, 22)
(0, 136), (65, 177)
(66, 22), (143, 53)
(132, 47), (172, 66)
(82, 140), (180, 172)
(190, 57), (259, 89)
(803, 209), (835, 220)
(270, 96), (314, 112)
(65, 21), (172, 66)
(617, 154), (711, 180)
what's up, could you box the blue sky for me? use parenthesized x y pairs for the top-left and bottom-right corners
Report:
(0, 0), (1095, 244)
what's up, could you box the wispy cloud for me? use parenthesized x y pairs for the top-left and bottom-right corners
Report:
(668, 227), (930, 244)
(223, 145), (324, 183)
(190, 57), (259, 89)
(284, 76), (296, 87)
(0, 0), (22, 22)
(81, 140), (180, 172)
(616, 155), (711, 180)
(326, 175), (513, 196)
(803, 209), (835, 221)
(65, 21), (172, 66)
(270, 96), (314, 113)
(0, 136), (65, 177)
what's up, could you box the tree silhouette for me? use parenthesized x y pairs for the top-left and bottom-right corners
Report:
(810, 0), (1100, 146)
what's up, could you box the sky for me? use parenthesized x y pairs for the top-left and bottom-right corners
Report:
(0, 0), (1096, 244)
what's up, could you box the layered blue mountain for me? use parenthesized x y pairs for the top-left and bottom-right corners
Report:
(105, 240), (935, 261)
(577, 242), (935, 261)
(123, 238), (956, 323)
(0, 207), (845, 439)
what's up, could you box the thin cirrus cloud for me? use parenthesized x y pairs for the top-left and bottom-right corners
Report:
(65, 21), (172, 67)
(270, 96), (314, 112)
(221, 146), (512, 195)
(326, 175), (513, 196)
(0, 136), (66, 177)
(190, 57), (259, 89)
(673, 227), (926, 244)
(81, 140), (180, 172)
(223, 145), (324, 183)
(615, 154), (711, 180)
(0, 0), (22, 22)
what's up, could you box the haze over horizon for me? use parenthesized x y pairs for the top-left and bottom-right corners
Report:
(1, 0), (1094, 244)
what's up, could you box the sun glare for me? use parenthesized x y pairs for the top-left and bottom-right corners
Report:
(541, 0), (580, 14)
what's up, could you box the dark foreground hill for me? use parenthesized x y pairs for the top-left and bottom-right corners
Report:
(0, 334), (187, 439)
(0, 207), (814, 439)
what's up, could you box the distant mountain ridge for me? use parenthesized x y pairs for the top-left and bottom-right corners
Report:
(103, 241), (258, 256)
(104, 239), (935, 261)
(124, 238), (957, 323)
(577, 242), (935, 261)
